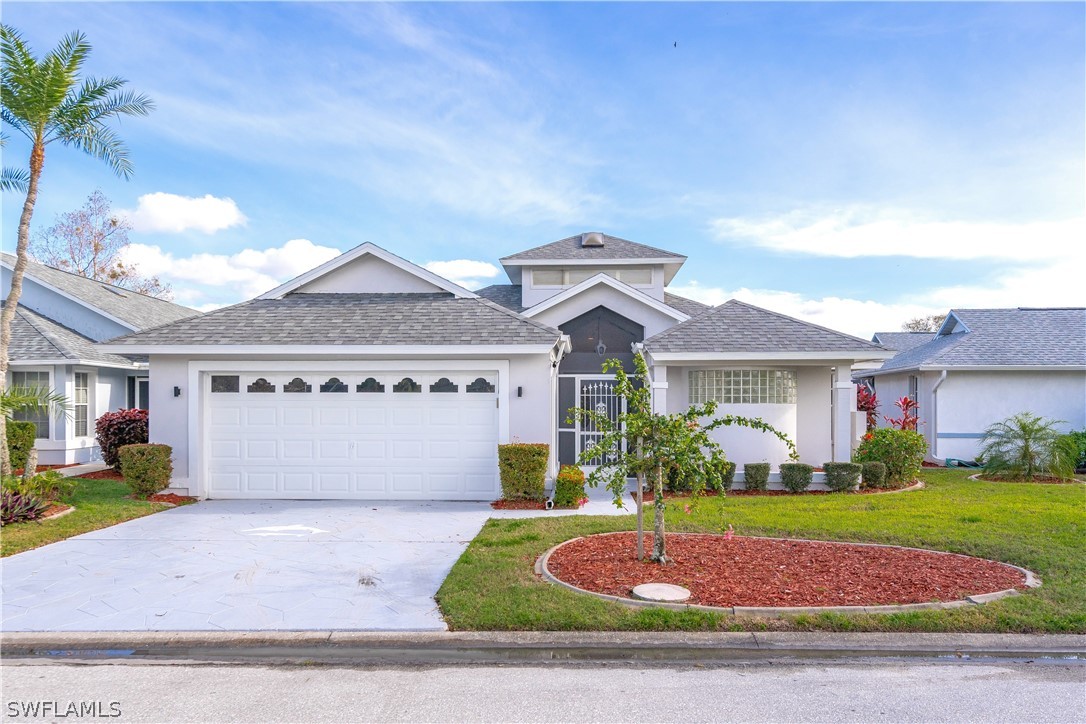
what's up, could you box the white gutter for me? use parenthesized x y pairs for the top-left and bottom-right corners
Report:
(930, 369), (949, 463)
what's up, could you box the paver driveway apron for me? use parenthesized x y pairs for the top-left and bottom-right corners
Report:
(1, 500), (502, 632)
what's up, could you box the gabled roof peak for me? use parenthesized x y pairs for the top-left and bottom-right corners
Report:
(500, 232), (685, 263)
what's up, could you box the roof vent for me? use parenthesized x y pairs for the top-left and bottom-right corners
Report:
(580, 232), (605, 248)
(103, 285), (128, 297)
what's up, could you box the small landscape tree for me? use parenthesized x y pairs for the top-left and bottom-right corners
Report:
(570, 353), (797, 563)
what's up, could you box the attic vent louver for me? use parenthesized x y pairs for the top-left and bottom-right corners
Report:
(580, 232), (605, 248)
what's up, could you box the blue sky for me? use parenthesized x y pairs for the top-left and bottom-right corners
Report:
(3, 2), (1083, 336)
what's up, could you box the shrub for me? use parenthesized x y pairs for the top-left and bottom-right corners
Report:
(979, 413), (1074, 481)
(6, 420), (36, 472)
(718, 460), (737, 491)
(1059, 430), (1086, 473)
(743, 462), (770, 491)
(497, 443), (548, 500)
(861, 461), (889, 489)
(779, 462), (814, 493)
(2, 470), (75, 502)
(854, 428), (927, 485)
(823, 462), (862, 491)
(553, 465), (586, 508)
(96, 408), (149, 469)
(1, 489), (48, 525)
(118, 443), (173, 499)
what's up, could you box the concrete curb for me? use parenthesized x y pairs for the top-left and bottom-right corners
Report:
(535, 532), (1042, 618)
(1, 631), (1081, 663)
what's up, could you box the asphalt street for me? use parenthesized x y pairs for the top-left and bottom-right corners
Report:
(3, 659), (1083, 723)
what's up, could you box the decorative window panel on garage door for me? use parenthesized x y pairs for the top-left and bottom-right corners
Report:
(205, 372), (499, 500)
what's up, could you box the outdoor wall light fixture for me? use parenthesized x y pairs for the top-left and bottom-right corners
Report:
(173, 386), (182, 397)
(517, 386), (523, 398)
(595, 340), (607, 356)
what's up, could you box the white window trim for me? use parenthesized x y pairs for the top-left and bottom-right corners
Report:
(72, 368), (95, 440)
(8, 367), (54, 441)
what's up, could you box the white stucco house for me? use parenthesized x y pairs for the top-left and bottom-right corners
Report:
(99, 233), (892, 500)
(2, 253), (198, 465)
(857, 308), (1086, 463)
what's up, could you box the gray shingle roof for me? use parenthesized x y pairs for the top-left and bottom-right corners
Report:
(643, 299), (889, 355)
(475, 284), (710, 319)
(104, 293), (562, 347)
(500, 233), (685, 262)
(2, 253), (199, 331)
(875, 308), (1086, 372)
(871, 331), (935, 352)
(5, 303), (138, 366)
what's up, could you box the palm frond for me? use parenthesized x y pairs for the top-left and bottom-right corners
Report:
(0, 386), (71, 419)
(58, 123), (134, 179)
(0, 165), (28, 193)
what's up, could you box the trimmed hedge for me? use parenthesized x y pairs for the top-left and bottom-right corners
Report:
(553, 465), (586, 509)
(718, 460), (737, 491)
(118, 443), (173, 499)
(497, 443), (548, 500)
(823, 462), (862, 492)
(96, 408), (149, 469)
(861, 461), (888, 489)
(779, 462), (814, 493)
(743, 462), (770, 491)
(6, 421), (36, 472)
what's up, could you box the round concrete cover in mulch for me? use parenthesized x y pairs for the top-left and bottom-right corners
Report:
(546, 533), (1026, 608)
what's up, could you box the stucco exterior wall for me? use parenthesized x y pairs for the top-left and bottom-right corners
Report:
(872, 369), (1086, 461)
(1, 271), (132, 342)
(796, 366), (833, 464)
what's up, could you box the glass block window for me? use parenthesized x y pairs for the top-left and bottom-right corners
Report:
(394, 377), (421, 393)
(10, 370), (50, 439)
(74, 372), (90, 437)
(688, 369), (797, 405)
(357, 377), (385, 393)
(467, 377), (495, 393)
(211, 375), (240, 393)
(320, 377), (347, 393)
(247, 378), (276, 393)
(429, 377), (458, 393)
(284, 377), (312, 393)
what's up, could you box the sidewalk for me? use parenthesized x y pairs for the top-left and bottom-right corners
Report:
(3, 631), (1082, 664)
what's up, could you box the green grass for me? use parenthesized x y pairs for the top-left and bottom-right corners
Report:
(1, 477), (174, 557)
(437, 469), (1086, 632)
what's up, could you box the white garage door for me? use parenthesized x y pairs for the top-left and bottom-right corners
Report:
(205, 371), (499, 500)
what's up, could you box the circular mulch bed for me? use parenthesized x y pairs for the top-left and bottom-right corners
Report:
(545, 532), (1027, 608)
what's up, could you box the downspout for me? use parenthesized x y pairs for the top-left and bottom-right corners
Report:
(930, 370), (948, 465)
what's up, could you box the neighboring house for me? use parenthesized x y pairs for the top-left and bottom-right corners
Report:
(2, 253), (199, 465)
(857, 308), (1086, 463)
(99, 233), (892, 500)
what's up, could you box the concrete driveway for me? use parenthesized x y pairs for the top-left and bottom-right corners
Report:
(1, 496), (631, 632)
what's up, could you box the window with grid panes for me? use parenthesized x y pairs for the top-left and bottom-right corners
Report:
(10, 370), (51, 438)
(688, 369), (797, 405)
(74, 372), (90, 437)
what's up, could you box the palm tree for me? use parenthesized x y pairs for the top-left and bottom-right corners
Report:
(0, 25), (153, 473)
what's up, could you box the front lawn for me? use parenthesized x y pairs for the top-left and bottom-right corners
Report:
(1, 477), (174, 557)
(437, 469), (1086, 632)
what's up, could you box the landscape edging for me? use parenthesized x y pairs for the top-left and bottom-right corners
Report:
(535, 532), (1040, 618)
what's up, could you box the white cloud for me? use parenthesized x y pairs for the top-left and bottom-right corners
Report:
(123, 192), (248, 234)
(121, 238), (341, 300)
(423, 259), (500, 289)
(711, 207), (1086, 263)
(672, 256), (1084, 340)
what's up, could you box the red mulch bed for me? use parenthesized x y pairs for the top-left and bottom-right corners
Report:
(546, 532), (1025, 608)
(11, 463), (78, 476)
(491, 499), (548, 510)
(146, 493), (196, 505)
(42, 503), (72, 517)
(75, 469), (124, 481)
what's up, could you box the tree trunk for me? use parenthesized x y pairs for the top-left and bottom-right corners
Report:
(0, 140), (44, 476)
(651, 463), (669, 564)
(22, 448), (38, 481)
(635, 437), (644, 559)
